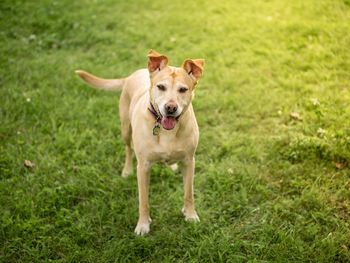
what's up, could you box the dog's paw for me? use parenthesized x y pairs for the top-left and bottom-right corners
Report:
(170, 163), (178, 172)
(134, 221), (151, 236)
(121, 167), (132, 178)
(182, 208), (200, 222)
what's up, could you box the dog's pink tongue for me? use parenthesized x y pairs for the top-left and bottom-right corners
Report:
(161, 116), (176, 130)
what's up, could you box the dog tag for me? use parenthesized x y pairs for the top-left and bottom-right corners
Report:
(153, 123), (161, 136)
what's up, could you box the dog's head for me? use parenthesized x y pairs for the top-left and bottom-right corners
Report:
(148, 50), (204, 130)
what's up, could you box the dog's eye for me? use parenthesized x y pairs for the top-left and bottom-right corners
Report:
(157, 84), (166, 91)
(178, 87), (188, 93)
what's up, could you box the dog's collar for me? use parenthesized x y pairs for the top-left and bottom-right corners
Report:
(148, 102), (162, 123)
(148, 103), (162, 136)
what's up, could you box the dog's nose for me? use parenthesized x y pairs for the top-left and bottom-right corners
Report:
(165, 102), (178, 114)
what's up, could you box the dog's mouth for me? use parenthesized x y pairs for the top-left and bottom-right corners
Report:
(161, 116), (177, 130)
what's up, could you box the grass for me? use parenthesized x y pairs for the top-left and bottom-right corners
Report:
(1, 0), (350, 262)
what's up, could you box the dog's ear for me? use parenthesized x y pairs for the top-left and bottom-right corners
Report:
(148, 50), (168, 73)
(182, 59), (204, 82)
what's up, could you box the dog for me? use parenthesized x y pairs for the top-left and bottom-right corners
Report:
(75, 50), (204, 235)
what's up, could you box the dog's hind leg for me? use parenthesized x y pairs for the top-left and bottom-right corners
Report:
(121, 135), (133, 178)
(120, 92), (133, 178)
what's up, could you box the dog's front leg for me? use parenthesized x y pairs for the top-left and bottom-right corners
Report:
(134, 160), (152, 235)
(181, 157), (200, 222)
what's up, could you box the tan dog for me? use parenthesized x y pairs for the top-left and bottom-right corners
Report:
(75, 50), (204, 235)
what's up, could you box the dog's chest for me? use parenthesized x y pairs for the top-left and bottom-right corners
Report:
(148, 133), (189, 162)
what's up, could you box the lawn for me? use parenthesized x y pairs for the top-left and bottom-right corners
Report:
(1, 0), (350, 262)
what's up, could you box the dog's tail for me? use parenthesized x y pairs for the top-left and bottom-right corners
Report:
(75, 70), (125, 91)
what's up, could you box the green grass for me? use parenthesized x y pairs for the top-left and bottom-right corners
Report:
(1, 0), (350, 262)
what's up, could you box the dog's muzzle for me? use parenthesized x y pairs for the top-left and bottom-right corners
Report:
(165, 102), (178, 115)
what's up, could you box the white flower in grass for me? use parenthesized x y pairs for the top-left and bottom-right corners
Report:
(310, 98), (320, 106)
(28, 34), (36, 41)
(317, 128), (326, 137)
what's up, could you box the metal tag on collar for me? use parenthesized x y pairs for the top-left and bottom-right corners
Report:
(153, 122), (161, 136)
